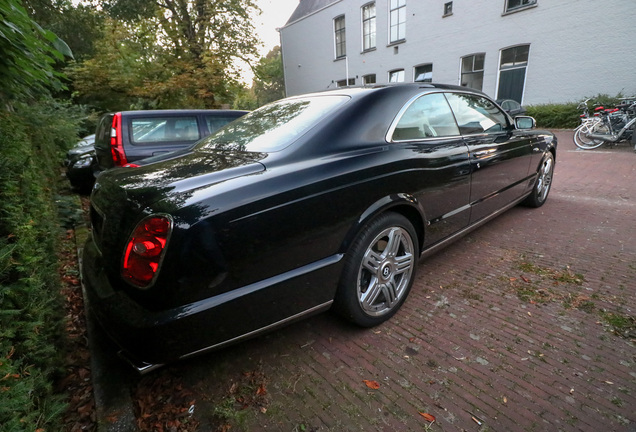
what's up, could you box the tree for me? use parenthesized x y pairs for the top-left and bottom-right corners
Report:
(0, 0), (72, 104)
(252, 46), (284, 107)
(23, 0), (104, 61)
(66, 18), (155, 111)
(80, 0), (264, 109)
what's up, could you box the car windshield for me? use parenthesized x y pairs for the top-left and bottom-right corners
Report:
(196, 95), (350, 152)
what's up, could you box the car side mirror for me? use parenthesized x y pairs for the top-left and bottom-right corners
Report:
(514, 116), (536, 130)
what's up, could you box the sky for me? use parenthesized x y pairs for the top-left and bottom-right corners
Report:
(253, 0), (300, 56)
(237, 0), (300, 83)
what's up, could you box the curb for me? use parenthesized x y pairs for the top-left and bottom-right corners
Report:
(74, 206), (138, 432)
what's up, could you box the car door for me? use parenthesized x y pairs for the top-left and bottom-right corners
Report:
(389, 92), (472, 247)
(445, 92), (533, 223)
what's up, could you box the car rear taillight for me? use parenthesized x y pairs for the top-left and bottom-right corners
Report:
(122, 215), (172, 289)
(110, 112), (128, 166)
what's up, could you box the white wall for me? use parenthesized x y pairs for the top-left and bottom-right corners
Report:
(280, 0), (636, 104)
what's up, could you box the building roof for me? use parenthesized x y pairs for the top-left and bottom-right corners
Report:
(285, 0), (340, 26)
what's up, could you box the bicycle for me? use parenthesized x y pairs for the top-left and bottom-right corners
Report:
(573, 99), (605, 149)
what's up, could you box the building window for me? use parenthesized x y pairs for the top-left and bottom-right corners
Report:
(389, 69), (405, 83)
(443, 2), (453, 16)
(414, 64), (433, 82)
(505, 0), (536, 13)
(497, 44), (530, 103)
(334, 15), (346, 59)
(362, 3), (376, 51)
(363, 74), (376, 85)
(460, 53), (485, 91)
(336, 78), (355, 87)
(389, 0), (406, 43)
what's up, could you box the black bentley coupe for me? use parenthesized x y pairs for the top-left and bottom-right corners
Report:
(82, 83), (556, 372)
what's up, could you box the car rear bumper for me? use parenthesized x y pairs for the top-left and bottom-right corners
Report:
(81, 233), (341, 368)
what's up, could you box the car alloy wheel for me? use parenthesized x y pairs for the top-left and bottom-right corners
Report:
(336, 212), (418, 327)
(523, 152), (554, 208)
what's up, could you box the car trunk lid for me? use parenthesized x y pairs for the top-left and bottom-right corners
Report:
(89, 149), (266, 273)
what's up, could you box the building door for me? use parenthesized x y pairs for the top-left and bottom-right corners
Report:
(497, 45), (529, 103)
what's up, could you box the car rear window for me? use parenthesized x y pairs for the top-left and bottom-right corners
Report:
(204, 115), (241, 134)
(130, 117), (200, 144)
(196, 95), (350, 152)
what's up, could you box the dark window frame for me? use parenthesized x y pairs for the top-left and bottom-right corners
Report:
(336, 78), (356, 87)
(362, 2), (376, 51)
(443, 1), (453, 17)
(414, 64), (433, 83)
(334, 15), (346, 59)
(363, 74), (377, 85)
(504, 0), (537, 14)
(460, 53), (485, 91)
(389, 69), (405, 83)
(389, 0), (406, 44)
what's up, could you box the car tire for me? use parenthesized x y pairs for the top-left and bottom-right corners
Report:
(522, 152), (554, 208)
(335, 212), (418, 327)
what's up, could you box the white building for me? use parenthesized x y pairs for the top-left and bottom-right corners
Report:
(279, 0), (636, 105)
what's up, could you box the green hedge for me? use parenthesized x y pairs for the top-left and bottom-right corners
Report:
(526, 94), (626, 129)
(0, 101), (82, 432)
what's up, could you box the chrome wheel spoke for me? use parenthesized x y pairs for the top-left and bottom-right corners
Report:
(362, 250), (382, 273)
(360, 278), (383, 309)
(394, 253), (413, 275)
(384, 228), (403, 257)
(383, 280), (398, 307)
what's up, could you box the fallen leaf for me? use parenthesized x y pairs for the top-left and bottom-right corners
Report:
(503, 396), (507, 404)
(419, 412), (436, 422)
(521, 276), (531, 283)
(363, 380), (380, 389)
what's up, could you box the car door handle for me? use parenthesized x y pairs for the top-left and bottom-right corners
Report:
(472, 149), (496, 157)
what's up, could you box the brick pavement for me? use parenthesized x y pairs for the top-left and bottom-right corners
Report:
(140, 131), (636, 431)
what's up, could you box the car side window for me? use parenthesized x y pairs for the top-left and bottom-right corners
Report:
(131, 117), (200, 143)
(445, 93), (509, 135)
(392, 93), (460, 141)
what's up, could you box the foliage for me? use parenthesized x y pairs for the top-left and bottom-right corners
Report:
(66, 18), (156, 111)
(526, 93), (626, 129)
(252, 46), (285, 107)
(525, 103), (579, 129)
(23, 0), (104, 61)
(0, 101), (83, 431)
(69, 0), (262, 111)
(232, 85), (259, 111)
(0, 0), (72, 104)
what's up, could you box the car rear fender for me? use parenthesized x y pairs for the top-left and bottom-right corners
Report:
(339, 194), (426, 257)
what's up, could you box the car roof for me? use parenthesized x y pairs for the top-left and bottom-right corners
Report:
(113, 109), (249, 116)
(291, 83), (489, 101)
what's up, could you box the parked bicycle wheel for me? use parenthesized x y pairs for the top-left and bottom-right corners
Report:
(574, 128), (604, 149)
